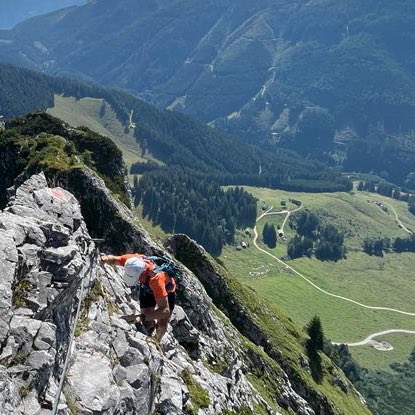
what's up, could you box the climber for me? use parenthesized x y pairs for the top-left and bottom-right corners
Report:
(100, 254), (176, 342)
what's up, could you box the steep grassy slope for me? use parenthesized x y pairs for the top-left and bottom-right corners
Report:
(1, 0), (415, 182)
(220, 187), (415, 371)
(168, 234), (371, 415)
(47, 94), (147, 167)
(0, 0), (85, 29)
(0, 112), (129, 208)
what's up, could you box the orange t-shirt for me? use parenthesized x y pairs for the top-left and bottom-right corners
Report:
(118, 254), (176, 299)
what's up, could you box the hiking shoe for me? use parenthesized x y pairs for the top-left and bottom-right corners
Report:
(135, 321), (149, 335)
(146, 325), (156, 337)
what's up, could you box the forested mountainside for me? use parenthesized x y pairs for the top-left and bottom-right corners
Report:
(0, 63), (352, 255)
(0, 117), (370, 414)
(0, 0), (85, 29)
(0, 63), (54, 116)
(1, 0), (415, 183)
(0, 63), (343, 188)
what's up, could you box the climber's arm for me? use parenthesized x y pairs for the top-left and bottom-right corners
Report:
(100, 255), (122, 265)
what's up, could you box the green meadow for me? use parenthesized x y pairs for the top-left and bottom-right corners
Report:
(48, 95), (146, 168)
(221, 187), (415, 371)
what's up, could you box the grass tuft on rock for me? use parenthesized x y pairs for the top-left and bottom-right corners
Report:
(75, 279), (104, 337)
(181, 368), (210, 413)
(12, 278), (32, 307)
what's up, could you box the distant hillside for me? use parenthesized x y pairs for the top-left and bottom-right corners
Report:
(0, 63), (53, 116)
(0, 0), (414, 183)
(0, 63), (349, 192)
(0, 63), (353, 255)
(0, 0), (85, 29)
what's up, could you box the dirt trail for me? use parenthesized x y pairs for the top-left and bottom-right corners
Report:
(337, 329), (415, 347)
(253, 204), (415, 348)
(254, 208), (415, 316)
(384, 203), (412, 234)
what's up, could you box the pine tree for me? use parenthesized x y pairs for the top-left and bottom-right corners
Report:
(268, 224), (277, 248)
(306, 316), (324, 352)
(263, 222), (277, 248)
(305, 316), (324, 383)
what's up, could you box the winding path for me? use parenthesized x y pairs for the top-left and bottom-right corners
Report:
(253, 205), (415, 346)
(258, 204), (303, 231)
(337, 329), (415, 347)
(384, 202), (412, 234)
(254, 207), (415, 316)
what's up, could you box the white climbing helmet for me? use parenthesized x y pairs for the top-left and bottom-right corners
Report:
(124, 257), (146, 287)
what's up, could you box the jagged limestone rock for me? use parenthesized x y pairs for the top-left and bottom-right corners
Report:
(0, 172), (369, 415)
(0, 173), (274, 414)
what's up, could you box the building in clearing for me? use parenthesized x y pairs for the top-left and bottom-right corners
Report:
(289, 198), (302, 206)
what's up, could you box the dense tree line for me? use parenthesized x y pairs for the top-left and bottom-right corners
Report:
(324, 342), (362, 385)
(291, 210), (319, 238)
(362, 238), (390, 257)
(288, 211), (345, 261)
(314, 224), (345, 261)
(327, 340), (415, 415)
(356, 347), (415, 415)
(357, 179), (415, 219)
(409, 196), (415, 216)
(130, 161), (161, 175)
(346, 136), (415, 186)
(0, 63), (54, 117)
(358, 180), (401, 199)
(283, 107), (336, 156)
(287, 235), (314, 259)
(357, 178), (415, 203)
(393, 234), (415, 253)
(134, 168), (257, 256)
(325, 338), (415, 415)
(262, 222), (277, 249)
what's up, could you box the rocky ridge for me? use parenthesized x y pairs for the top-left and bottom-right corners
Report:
(0, 173), (291, 414)
(0, 170), (370, 414)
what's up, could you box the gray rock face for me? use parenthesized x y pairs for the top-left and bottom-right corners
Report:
(67, 353), (118, 413)
(0, 172), (355, 415)
(0, 172), (271, 415)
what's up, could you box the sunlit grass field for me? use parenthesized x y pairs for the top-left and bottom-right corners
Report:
(48, 94), (146, 167)
(221, 187), (415, 371)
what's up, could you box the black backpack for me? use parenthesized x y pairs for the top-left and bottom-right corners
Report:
(144, 255), (183, 283)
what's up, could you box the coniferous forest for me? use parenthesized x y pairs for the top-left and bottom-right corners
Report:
(288, 210), (345, 261)
(1, 62), (354, 255)
(133, 169), (257, 256)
